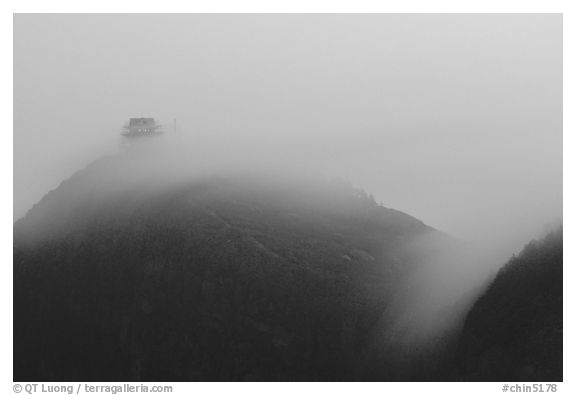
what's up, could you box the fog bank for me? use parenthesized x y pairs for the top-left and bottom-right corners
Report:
(14, 13), (561, 268)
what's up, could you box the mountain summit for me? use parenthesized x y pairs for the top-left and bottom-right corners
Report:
(14, 154), (457, 381)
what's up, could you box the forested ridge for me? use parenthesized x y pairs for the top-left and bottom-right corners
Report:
(457, 227), (562, 381)
(13, 156), (562, 381)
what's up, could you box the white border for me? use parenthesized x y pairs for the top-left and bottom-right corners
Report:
(3, 2), (573, 393)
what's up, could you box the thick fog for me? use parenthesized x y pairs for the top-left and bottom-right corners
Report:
(14, 14), (561, 259)
(14, 15), (561, 268)
(13, 14), (562, 358)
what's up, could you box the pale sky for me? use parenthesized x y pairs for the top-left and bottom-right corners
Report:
(14, 14), (562, 257)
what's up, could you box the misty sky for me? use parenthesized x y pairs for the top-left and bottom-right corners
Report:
(14, 14), (562, 258)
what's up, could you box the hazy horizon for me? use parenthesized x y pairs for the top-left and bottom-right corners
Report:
(14, 13), (562, 260)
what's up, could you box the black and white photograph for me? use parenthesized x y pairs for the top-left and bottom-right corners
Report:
(10, 9), (567, 388)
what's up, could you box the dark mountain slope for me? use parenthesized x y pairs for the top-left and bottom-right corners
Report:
(457, 227), (562, 381)
(14, 155), (457, 381)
